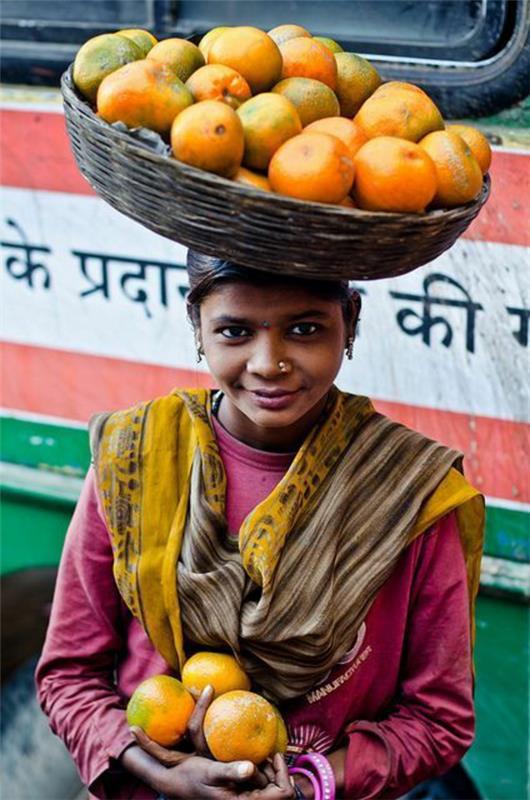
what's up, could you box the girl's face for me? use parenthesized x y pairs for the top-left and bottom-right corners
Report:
(198, 281), (355, 450)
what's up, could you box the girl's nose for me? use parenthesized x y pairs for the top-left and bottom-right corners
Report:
(246, 335), (286, 378)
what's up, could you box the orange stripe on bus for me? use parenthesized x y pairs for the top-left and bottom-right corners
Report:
(1, 109), (528, 247)
(1, 341), (528, 503)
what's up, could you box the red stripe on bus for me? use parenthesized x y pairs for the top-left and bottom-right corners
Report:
(464, 148), (529, 247)
(1, 109), (528, 246)
(2, 341), (528, 503)
(0, 109), (95, 196)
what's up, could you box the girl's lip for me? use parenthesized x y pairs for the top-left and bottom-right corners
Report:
(249, 389), (300, 409)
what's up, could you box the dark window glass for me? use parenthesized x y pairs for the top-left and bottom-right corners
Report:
(172, 0), (508, 63)
(1, 0), (529, 117)
(2, 0), (150, 24)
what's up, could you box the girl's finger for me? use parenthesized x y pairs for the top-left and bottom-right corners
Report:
(262, 759), (277, 783)
(129, 726), (190, 767)
(272, 753), (293, 791)
(187, 685), (214, 754)
(251, 767), (270, 789)
(206, 759), (256, 786)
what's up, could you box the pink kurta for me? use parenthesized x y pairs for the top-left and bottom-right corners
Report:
(36, 415), (474, 799)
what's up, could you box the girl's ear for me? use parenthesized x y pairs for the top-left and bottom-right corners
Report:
(348, 291), (362, 340)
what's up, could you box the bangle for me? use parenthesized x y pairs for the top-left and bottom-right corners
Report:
(294, 753), (336, 800)
(289, 766), (321, 800)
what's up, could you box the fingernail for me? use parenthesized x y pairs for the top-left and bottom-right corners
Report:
(238, 762), (253, 778)
(202, 684), (214, 697)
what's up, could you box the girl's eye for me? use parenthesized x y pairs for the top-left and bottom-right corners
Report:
(290, 322), (319, 336)
(219, 326), (251, 339)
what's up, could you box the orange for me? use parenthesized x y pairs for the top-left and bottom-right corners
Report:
(446, 124), (492, 175)
(181, 652), (251, 699)
(340, 195), (357, 208)
(185, 64), (251, 109)
(126, 675), (195, 747)
(272, 705), (289, 753)
(234, 167), (272, 192)
(237, 93), (302, 170)
(269, 131), (354, 204)
(420, 130), (483, 207)
(314, 36), (344, 54)
(118, 29), (157, 56)
(279, 37), (338, 90)
(147, 38), (205, 82)
(355, 81), (444, 142)
(198, 27), (231, 60)
(334, 52), (381, 117)
(203, 690), (278, 764)
(73, 33), (143, 103)
(97, 60), (193, 135)
(171, 100), (244, 177)
(268, 24), (312, 46)
(352, 136), (437, 213)
(272, 77), (340, 126)
(208, 27), (282, 94)
(304, 116), (367, 159)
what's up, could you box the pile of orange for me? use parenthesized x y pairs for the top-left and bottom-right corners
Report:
(73, 25), (490, 212)
(126, 651), (288, 763)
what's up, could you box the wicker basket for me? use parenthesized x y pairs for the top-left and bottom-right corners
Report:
(61, 67), (490, 281)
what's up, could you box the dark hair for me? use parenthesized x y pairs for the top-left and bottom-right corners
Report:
(186, 250), (360, 329)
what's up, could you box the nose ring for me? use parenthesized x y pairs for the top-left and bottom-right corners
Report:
(278, 361), (290, 373)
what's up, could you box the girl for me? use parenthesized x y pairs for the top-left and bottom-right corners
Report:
(37, 251), (484, 799)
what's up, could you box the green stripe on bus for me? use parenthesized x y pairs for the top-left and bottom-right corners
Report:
(1, 415), (528, 568)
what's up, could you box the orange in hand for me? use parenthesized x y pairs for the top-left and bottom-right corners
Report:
(269, 131), (355, 204)
(204, 690), (278, 764)
(181, 651), (251, 699)
(352, 136), (437, 213)
(126, 675), (195, 747)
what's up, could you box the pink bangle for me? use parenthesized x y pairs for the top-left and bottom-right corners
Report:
(294, 753), (336, 800)
(289, 766), (322, 800)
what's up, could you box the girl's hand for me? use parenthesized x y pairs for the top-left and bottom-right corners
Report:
(158, 755), (258, 799)
(159, 753), (294, 800)
(238, 754), (296, 799)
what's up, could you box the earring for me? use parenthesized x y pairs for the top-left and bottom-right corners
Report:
(345, 336), (354, 360)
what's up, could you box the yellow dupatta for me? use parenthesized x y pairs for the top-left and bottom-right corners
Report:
(90, 387), (484, 695)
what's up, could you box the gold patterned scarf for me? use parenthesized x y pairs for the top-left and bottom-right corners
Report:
(90, 387), (484, 701)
